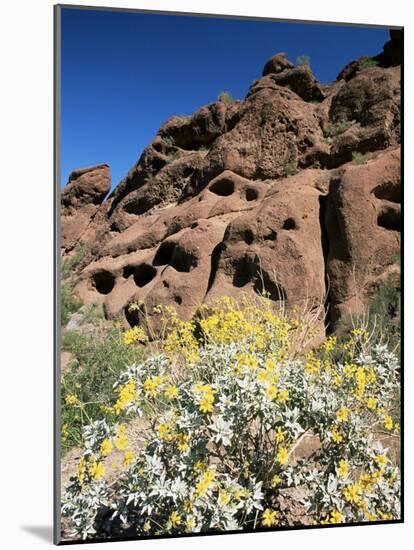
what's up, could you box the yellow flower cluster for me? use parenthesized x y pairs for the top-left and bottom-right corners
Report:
(65, 394), (79, 406)
(194, 383), (215, 413)
(320, 509), (344, 524)
(77, 455), (106, 484)
(114, 424), (129, 451)
(198, 296), (292, 354)
(342, 482), (362, 505)
(100, 438), (113, 457)
(122, 326), (148, 345)
(143, 375), (166, 397)
(195, 469), (215, 497)
(157, 422), (190, 452)
(164, 384), (179, 400)
(163, 313), (199, 363)
(114, 380), (138, 414)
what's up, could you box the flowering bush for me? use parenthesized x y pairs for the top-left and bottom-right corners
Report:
(62, 297), (400, 540)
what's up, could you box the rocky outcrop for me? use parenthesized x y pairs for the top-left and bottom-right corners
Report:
(61, 31), (401, 334)
(325, 148), (401, 322)
(61, 164), (110, 251)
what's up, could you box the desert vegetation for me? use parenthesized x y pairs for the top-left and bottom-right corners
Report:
(60, 287), (401, 540)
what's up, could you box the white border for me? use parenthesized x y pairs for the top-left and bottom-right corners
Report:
(1, 1), (411, 548)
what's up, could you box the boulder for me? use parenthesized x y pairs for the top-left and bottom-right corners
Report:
(262, 52), (295, 76)
(61, 163), (110, 251)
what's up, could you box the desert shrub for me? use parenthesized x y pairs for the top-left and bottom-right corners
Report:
(284, 162), (296, 177)
(351, 152), (368, 165)
(61, 284), (82, 326)
(333, 274), (401, 358)
(324, 120), (352, 139)
(357, 58), (379, 70)
(61, 324), (147, 453)
(62, 242), (90, 278)
(62, 297), (400, 539)
(218, 91), (234, 104)
(296, 55), (311, 67)
(369, 278), (401, 350)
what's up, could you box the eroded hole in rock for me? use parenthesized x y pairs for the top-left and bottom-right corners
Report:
(377, 206), (401, 232)
(170, 246), (198, 272)
(282, 217), (297, 230)
(123, 198), (149, 216)
(209, 178), (235, 196)
(244, 229), (254, 245)
(245, 188), (258, 201)
(124, 264), (157, 287)
(92, 270), (115, 295)
(174, 296), (183, 305)
(110, 222), (120, 233)
(207, 242), (223, 293)
(264, 229), (277, 241)
(254, 274), (287, 302)
(232, 255), (257, 288)
(373, 181), (401, 204)
(153, 241), (176, 266)
(124, 305), (140, 328)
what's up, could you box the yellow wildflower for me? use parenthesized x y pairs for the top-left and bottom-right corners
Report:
(262, 508), (277, 527)
(77, 457), (86, 484)
(194, 384), (215, 413)
(123, 450), (135, 467)
(114, 433), (129, 451)
(176, 433), (190, 453)
(323, 336), (337, 353)
(61, 424), (69, 441)
(164, 384), (179, 400)
(100, 438), (113, 457)
(271, 474), (281, 487)
(365, 397), (377, 410)
(65, 394), (79, 406)
(186, 517), (196, 532)
(277, 388), (289, 404)
(383, 415), (393, 431)
(266, 385), (278, 400)
(143, 376), (163, 397)
(343, 483), (362, 505)
(89, 460), (106, 480)
(329, 509), (344, 524)
(276, 446), (289, 465)
(169, 511), (181, 528)
(337, 459), (349, 478)
(157, 423), (172, 441)
(375, 454), (388, 468)
(218, 490), (231, 506)
(114, 380), (137, 414)
(275, 427), (285, 443)
(195, 469), (215, 497)
(330, 425), (343, 444)
(184, 498), (193, 513)
(336, 407), (350, 423)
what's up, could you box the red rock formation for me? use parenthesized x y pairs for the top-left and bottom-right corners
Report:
(61, 32), (401, 334)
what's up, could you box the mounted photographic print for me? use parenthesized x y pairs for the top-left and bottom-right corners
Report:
(54, 4), (403, 544)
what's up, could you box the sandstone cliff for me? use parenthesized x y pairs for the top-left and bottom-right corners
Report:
(61, 31), (401, 335)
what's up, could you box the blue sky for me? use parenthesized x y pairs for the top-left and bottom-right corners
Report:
(60, 8), (390, 190)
